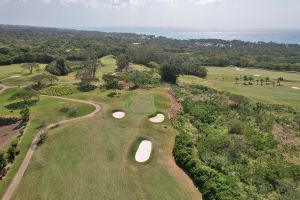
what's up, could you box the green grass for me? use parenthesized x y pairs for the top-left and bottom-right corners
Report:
(0, 64), (47, 86)
(57, 55), (118, 85)
(179, 67), (300, 109)
(130, 63), (151, 72)
(0, 89), (95, 197)
(12, 88), (200, 200)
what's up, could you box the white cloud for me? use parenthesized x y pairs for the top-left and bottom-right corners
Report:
(2, 0), (222, 8)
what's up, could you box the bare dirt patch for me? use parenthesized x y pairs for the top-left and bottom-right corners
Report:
(0, 121), (22, 150)
(166, 88), (181, 119)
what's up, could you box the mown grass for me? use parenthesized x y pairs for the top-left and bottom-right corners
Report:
(179, 67), (300, 109)
(12, 88), (201, 200)
(0, 89), (95, 197)
(0, 64), (47, 86)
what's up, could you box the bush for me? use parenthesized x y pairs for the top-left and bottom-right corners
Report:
(37, 131), (48, 145)
(68, 108), (78, 117)
(60, 105), (70, 113)
(40, 86), (74, 96)
(7, 146), (16, 163)
(173, 134), (242, 200)
(228, 119), (245, 135)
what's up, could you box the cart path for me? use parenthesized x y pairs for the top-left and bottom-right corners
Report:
(0, 84), (102, 200)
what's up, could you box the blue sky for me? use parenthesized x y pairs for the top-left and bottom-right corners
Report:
(0, 0), (299, 30)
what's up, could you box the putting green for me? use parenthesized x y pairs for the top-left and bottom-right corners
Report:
(127, 93), (156, 114)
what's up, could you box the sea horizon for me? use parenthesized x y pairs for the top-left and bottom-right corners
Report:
(73, 26), (300, 44)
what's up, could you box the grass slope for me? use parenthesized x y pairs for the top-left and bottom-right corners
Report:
(0, 88), (95, 197)
(13, 88), (201, 200)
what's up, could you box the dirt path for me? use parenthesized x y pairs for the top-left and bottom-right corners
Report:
(0, 85), (101, 200)
(165, 88), (181, 120)
(0, 84), (16, 95)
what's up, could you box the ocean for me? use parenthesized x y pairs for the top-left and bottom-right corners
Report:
(78, 27), (300, 44)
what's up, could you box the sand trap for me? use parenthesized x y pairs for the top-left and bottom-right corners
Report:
(235, 67), (244, 71)
(10, 75), (20, 78)
(254, 74), (261, 77)
(135, 140), (152, 163)
(291, 87), (300, 90)
(112, 111), (126, 119)
(149, 113), (165, 123)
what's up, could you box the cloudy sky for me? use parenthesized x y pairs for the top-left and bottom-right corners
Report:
(0, 0), (299, 30)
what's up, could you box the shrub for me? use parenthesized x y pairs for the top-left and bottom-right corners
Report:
(7, 146), (16, 163)
(68, 108), (78, 117)
(228, 119), (245, 135)
(60, 105), (70, 113)
(40, 86), (74, 96)
(37, 131), (48, 145)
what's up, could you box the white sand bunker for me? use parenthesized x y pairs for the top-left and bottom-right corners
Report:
(135, 140), (152, 163)
(112, 111), (126, 119)
(235, 67), (244, 71)
(291, 87), (300, 90)
(254, 74), (261, 77)
(149, 113), (165, 123)
(10, 75), (20, 78)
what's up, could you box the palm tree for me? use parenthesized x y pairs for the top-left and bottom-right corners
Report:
(248, 76), (254, 85)
(243, 76), (248, 85)
(260, 79), (264, 86)
(235, 77), (239, 84)
(265, 77), (270, 85)
(277, 78), (281, 86)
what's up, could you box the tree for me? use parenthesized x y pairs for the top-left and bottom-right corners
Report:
(7, 146), (16, 163)
(235, 77), (239, 84)
(248, 76), (254, 85)
(102, 74), (120, 90)
(31, 75), (45, 87)
(20, 107), (30, 122)
(265, 77), (270, 85)
(21, 63), (40, 74)
(277, 78), (282, 86)
(44, 74), (58, 85)
(160, 58), (183, 84)
(243, 76), (248, 85)
(76, 67), (97, 88)
(45, 58), (70, 76)
(10, 89), (39, 105)
(193, 66), (208, 78)
(260, 79), (264, 86)
(116, 54), (129, 71)
(0, 150), (6, 171)
(295, 117), (300, 130)
(256, 80), (259, 85)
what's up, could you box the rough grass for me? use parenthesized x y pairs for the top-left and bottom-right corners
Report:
(12, 88), (201, 200)
(179, 67), (300, 110)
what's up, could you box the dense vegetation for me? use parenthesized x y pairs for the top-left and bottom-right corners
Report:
(172, 85), (300, 200)
(0, 25), (300, 72)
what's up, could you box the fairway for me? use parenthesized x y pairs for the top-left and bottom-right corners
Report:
(0, 64), (47, 86)
(12, 89), (201, 200)
(179, 67), (300, 109)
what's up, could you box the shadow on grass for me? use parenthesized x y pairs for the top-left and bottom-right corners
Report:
(5, 100), (39, 110)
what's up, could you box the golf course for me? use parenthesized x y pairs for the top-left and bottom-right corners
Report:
(179, 66), (300, 110)
(0, 56), (201, 200)
(0, 25), (300, 200)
